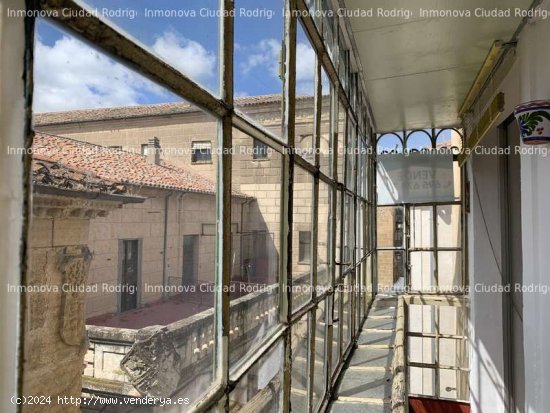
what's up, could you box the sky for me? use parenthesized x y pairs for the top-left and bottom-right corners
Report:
(33, 0), (317, 113)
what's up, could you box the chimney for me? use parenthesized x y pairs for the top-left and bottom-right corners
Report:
(147, 137), (161, 165)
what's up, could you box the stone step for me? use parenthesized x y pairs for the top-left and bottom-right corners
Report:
(364, 318), (397, 330)
(368, 306), (398, 317)
(357, 330), (396, 347)
(330, 400), (390, 413)
(336, 368), (393, 400)
(348, 347), (394, 369)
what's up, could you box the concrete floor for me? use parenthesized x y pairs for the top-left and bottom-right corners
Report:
(329, 295), (398, 413)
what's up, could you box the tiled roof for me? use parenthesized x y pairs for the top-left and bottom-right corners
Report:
(33, 94), (313, 126)
(33, 159), (133, 197)
(32, 133), (247, 197)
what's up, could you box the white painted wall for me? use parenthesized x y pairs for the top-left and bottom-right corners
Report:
(468, 129), (507, 413)
(467, 3), (550, 412)
(0, 1), (26, 411)
(516, 8), (550, 412)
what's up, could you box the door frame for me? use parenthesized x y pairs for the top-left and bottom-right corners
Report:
(117, 238), (143, 313)
(499, 113), (524, 413)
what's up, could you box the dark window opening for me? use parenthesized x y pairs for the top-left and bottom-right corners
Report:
(192, 141), (212, 164)
(253, 139), (269, 160)
(120, 239), (139, 312)
(299, 231), (312, 264)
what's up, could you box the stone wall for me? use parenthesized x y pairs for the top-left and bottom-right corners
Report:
(83, 284), (279, 403)
(86, 189), (245, 318)
(24, 195), (123, 412)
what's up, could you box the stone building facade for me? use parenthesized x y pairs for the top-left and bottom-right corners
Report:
(34, 94), (333, 319)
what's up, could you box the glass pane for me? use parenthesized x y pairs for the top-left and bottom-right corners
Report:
(410, 251), (436, 292)
(229, 340), (283, 411)
(365, 255), (373, 309)
(295, 22), (316, 163)
(439, 368), (470, 401)
(409, 367), (436, 396)
(293, 167), (313, 312)
(335, 190), (342, 277)
(291, 314), (309, 411)
(439, 338), (469, 368)
(320, 69), (332, 177)
(234, 0), (284, 137)
(377, 132), (403, 154)
(405, 130), (433, 150)
(408, 304), (436, 334)
(408, 337), (436, 365)
(336, 102), (346, 183)
(342, 276), (352, 352)
(439, 369), (458, 399)
(376, 250), (405, 291)
(82, 0), (220, 95)
(231, 132), (281, 368)
(439, 305), (467, 336)
(437, 205), (461, 248)
(410, 206), (434, 249)
(345, 119), (356, 189)
(343, 195), (354, 268)
(438, 251), (462, 291)
(377, 206), (404, 248)
(312, 301), (327, 408)
(331, 292), (341, 375)
(318, 181), (331, 287)
(33, 22), (218, 406)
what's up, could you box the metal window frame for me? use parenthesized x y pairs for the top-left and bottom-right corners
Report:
(22, 0), (378, 412)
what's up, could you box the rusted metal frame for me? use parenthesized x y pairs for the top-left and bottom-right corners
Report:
(325, 85), (338, 401)
(408, 362), (470, 372)
(228, 325), (287, 384)
(433, 204), (440, 293)
(295, 0), (358, 127)
(407, 332), (467, 340)
(377, 201), (462, 208)
(409, 247), (461, 252)
(187, 384), (225, 413)
(309, 56), (323, 411)
(15, 2), (37, 410)
(217, 1), (233, 411)
(349, 117), (360, 339)
(372, 148), (379, 292)
(309, 51), (322, 410)
(404, 295), (468, 306)
(306, 308), (316, 412)
(335, 187), (345, 376)
(313, 53), (323, 171)
(282, 0), (297, 410)
(335, 0), (376, 131)
(40, 0), (230, 119)
(232, 113), (286, 155)
(434, 306), (441, 398)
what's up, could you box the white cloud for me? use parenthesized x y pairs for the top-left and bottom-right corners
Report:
(34, 36), (167, 112)
(238, 38), (316, 96)
(295, 41), (316, 96)
(151, 31), (216, 84)
(34, 30), (217, 113)
(240, 38), (280, 77)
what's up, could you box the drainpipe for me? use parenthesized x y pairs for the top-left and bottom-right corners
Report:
(162, 191), (173, 300)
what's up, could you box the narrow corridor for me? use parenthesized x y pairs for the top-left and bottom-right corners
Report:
(329, 295), (398, 413)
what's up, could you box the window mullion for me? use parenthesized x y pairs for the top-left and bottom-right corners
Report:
(281, 1), (297, 412)
(216, 1), (233, 412)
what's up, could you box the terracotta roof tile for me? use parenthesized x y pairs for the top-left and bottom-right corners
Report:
(32, 133), (248, 197)
(33, 158), (132, 196)
(33, 94), (315, 126)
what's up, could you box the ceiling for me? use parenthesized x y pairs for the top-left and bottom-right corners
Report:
(344, 0), (530, 132)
